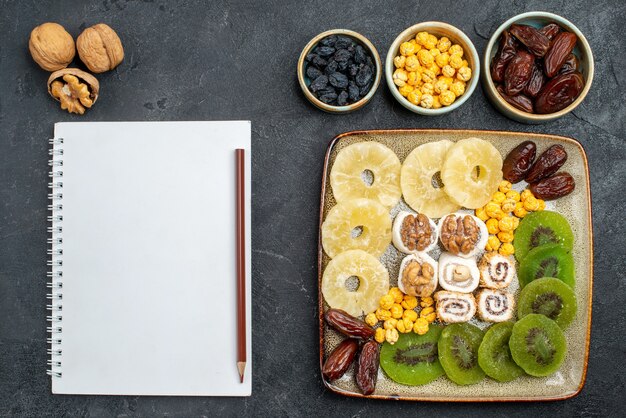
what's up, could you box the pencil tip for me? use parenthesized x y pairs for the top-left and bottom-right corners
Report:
(237, 361), (246, 383)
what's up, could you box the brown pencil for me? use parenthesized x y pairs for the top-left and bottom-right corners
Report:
(236, 149), (246, 383)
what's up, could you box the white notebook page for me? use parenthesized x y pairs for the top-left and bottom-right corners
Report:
(50, 121), (251, 396)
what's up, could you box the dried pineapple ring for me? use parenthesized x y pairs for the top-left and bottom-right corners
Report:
(441, 137), (503, 209)
(322, 198), (392, 258)
(330, 142), (401, 208)
(322, 249), (390, 317)
(400, 140), (461, 218)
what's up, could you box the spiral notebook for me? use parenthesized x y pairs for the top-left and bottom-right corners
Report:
(47, 121), (252, 396)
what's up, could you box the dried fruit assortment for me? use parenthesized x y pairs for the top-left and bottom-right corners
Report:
(305, 35), (376, 106)
(391, 31), (471, 109)
(491, 22), (585, 114)
(321, 136), (580, 394)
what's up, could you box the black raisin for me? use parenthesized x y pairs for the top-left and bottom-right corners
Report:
(337, 90), (349, 106)
(309, 75), (328, 92)
(335, 36), (352, 50)
(354, 46), (366, 64)
(305, 53), (317, 62)
(306, 65), (323, 80)
(319, 35), (337, 47)
(348, 63), (359, 77)
(318, 89), (338, 104)
(334, 49), (351, 63)
(329, 72), (349, 89)
(348, 82), (360, 102)
(314, 46), (336, 57)
(311, 55), (327, 68)
(338, 60), (349, 71)
(356, 65), (373, 87)
(324, 60), (338, 75)
(359, 81), (372, 96)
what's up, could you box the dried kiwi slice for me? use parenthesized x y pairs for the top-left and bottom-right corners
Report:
(518, 277), (577, 329)
(438, 323), (485, 385)
(478, 322), (525, 382)
(380, 325), (445, 385)
(518, 244), (575, 288)
(514, 211), (573, 262)
(509, 314), (566, 377)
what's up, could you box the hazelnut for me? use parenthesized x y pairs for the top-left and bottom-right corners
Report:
(76, 24), (124, 73)
(47, 68), (99, 114)
(29, 22), (76, 71)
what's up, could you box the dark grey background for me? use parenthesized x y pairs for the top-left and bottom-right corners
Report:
(1, 0), (625, 416)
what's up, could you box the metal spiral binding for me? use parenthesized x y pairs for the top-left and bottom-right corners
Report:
(47, 138), (64, 378)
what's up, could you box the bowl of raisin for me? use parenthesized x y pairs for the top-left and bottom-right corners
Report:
(483, 11), (594, 123)
(298, 29), (381, 113)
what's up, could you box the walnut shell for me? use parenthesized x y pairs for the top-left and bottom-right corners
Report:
(47, 68), (99, 104)
(29, 22), (75, 71)
(76, 24), (124, 73)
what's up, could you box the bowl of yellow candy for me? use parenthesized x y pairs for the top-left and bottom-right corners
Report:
(386, 22), (480, 115)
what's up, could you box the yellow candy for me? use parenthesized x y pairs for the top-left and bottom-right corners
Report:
(506, 190), (521, 202)
(424, 34), (438, 49)
(427, 63), (441, 76)
(375, 308), (391, 321)
(399, 41), (416, 56)
(407, 71), (421, 86)
(421, 69), (437, 84)
(499, 242), (515, 256)
(537, 199), (546, 211)
(485, 201), (502, 218)
(421, 83), (434, 95)
(514, 202), (528, 218)
(432, 95), (442, 109)
(512, 216), (520, 230)
(475, 206), (489, 221)
(492, 191), (506, 203)
(420, 94), (434, 109)
(394, 55), (406, 69)
(420, 306), (435, 317)
(440, 90), (456, 106)
(486, 235), (501, 251)
(374, 327), (386, 343)
(418, 49), (434, 66)
(389, 287), (404, 303)
(499, 180), (512, 193)
(434, 79), (449, 94)
(413, 317), (429, 335)
(402, 309), (418, 322)
(449, 80), (465, 97)
(429, 47), (441, 57)
(416, 31), (429, 46)
(398, 84), (415, 97)
(379, 294), (394, 310)
(397, 318), (414, 334)
(365, 312), (378, 327)
(449, 44), (464, 57)
(405, 54), (421, 72)
(486, 218), (500, 235)
(401, 295), (418, 310)
(501, 199), (516, 213)
(407, 90), (422, 105)
(442, 65), (455, 78)
(384, 318), (398, 330)
(498, 231), (514, 243)
(449, 54), (463, 69)
(390, 303), (403, 319)
(521, 189), (533, 201)
(437, 37), (451, 52)
(435, 52), (450, 68)
(385, 328), (399, 344)
(524, 196), (540, 211)
(498, 216), (516, 232)
(423, 312), (437, 323)
(420, 297), (434, 307)
(456, 66), (472, 82)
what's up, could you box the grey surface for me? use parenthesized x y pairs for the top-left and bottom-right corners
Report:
(1, 0), (625, 416)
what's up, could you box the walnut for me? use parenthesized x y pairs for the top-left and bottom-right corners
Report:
(400, 214), (432, 251)
(402, 260), (435, 297)
(440, 214), (479, 255)
(76, 24), (124, 73)
(47, 69), (99, 115)
(29, 22), (75, 71)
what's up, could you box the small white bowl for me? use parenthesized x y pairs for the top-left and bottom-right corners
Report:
(385, 22), (480, 115)
(482, 11), (594, 123)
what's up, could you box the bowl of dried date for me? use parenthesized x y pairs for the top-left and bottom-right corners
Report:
(298, 29), (381, 113)
(483, 11), (594, 123)
(385, 22), (480, 115)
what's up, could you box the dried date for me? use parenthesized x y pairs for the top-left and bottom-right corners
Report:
(559, 53), (579, 74)
(544, 32), (578, 77)
(529, 172), (575, 200)
(322, 338), (359, 381)
(510, 24), (551, 57)
(502, 140), (537, 183)
(535, 71), (584, 114)
(325, 308), (375, 339)
(523, 61), (546, 97)
(355, 340), (379, 395)
(525, 144), (568, 183)
(539, 23), (562, 40)
(491, 30), (518, 83)
(504, 50), (535, 95)
(497, 85), (534, 113)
